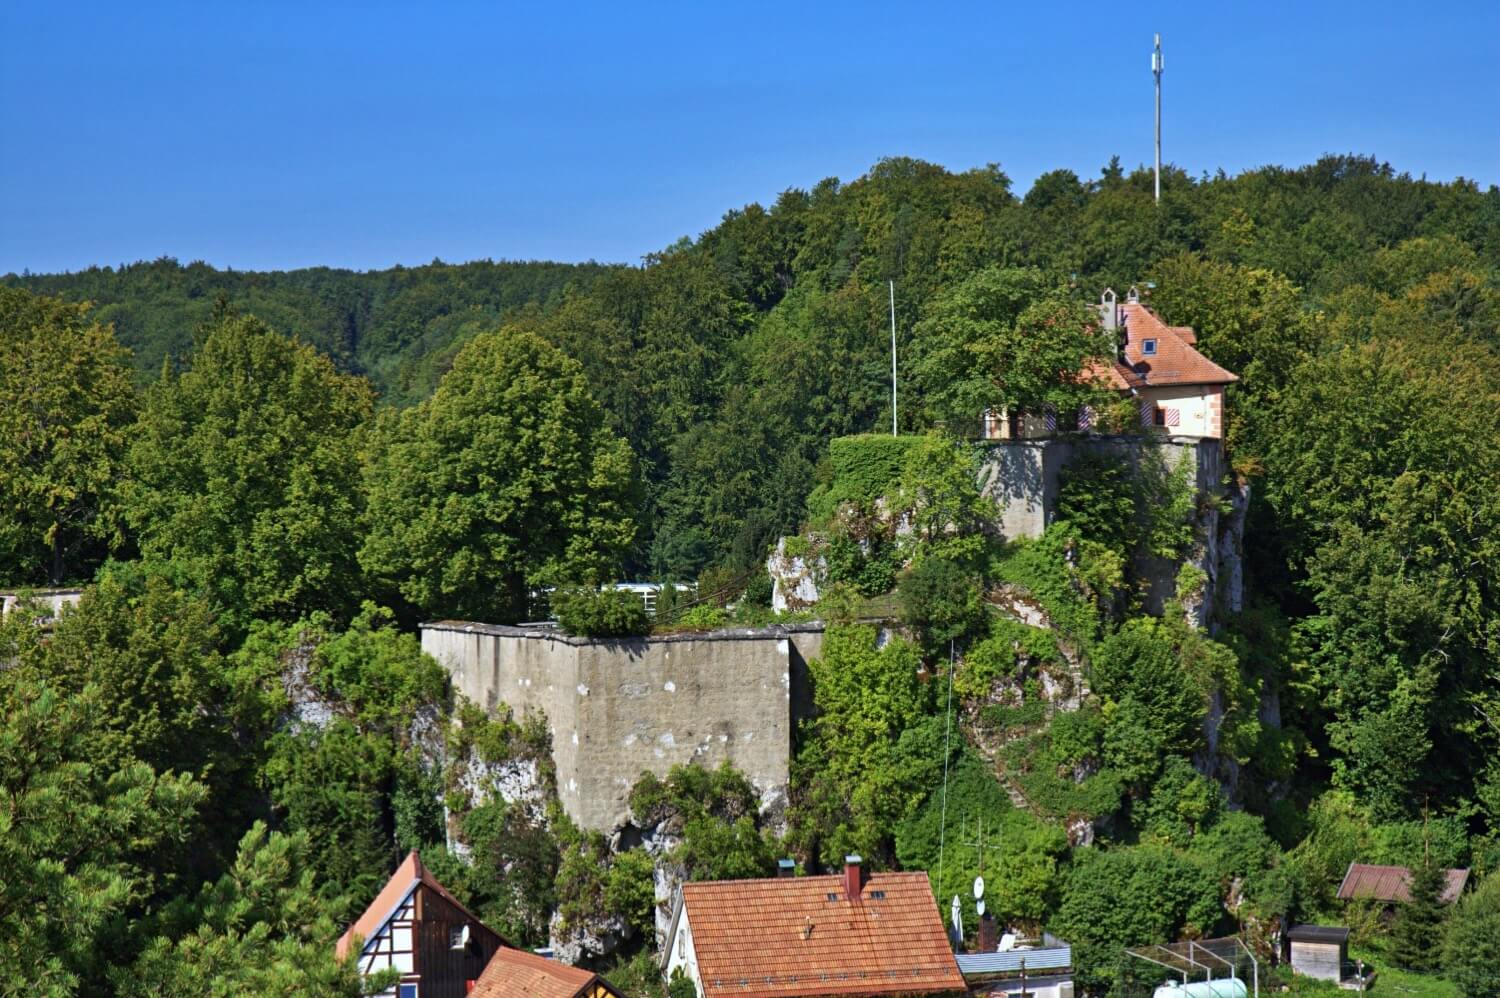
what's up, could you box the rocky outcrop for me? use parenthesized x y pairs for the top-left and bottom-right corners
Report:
(767, 536), (826, 612)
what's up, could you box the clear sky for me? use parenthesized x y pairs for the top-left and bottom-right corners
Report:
(3, 1), (1496, 275)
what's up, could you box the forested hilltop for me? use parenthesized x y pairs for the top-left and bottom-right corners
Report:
(4, 154), (1500, 995)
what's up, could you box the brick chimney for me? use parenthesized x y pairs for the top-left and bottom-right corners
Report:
(778, 858), (796, 878)
(977, 913), (998, 953)
(843, 855), (865, 901)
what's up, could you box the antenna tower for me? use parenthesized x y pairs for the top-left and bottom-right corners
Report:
(1153, 33), (1163, 203)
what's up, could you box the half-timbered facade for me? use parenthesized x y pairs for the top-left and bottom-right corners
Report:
(335, 850), (507, 998)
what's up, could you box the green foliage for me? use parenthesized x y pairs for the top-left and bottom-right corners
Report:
(118, 823), (380, 997)
(910, 268), (1114, 429)
(0, 287), (136, 585)
(788, 627), (941, 866)
(1050, 845), (1222, 991)
(668, 968), (698, 998)
(1443, 873), (1500, 998)
(895, 753), (1066, 934)
(897, 557), (985, 653)
(805, 434), (924, 523)
(0, 671), (205, 992)
(126, 310), (373, 629)
(552, 586), (651, 637)
(361, 328), (637, 623)
(1390, 858), (1447, 972)
(894, 433), (990, 565)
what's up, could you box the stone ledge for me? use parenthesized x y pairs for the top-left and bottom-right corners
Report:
(421, 619), (825, 646)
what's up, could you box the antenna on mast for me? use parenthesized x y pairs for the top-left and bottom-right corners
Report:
(889, 279), (899, 436)
(1153, 33), (1163, 204)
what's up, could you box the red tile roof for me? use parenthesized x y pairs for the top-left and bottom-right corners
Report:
(471, 947), (621, 998)
(1337, 863), (1470, 905)
(1116, 303), (1236, 388)
(335, 850), (505, 961)
(680, 871), (965, 997)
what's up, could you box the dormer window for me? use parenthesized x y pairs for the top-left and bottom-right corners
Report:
(1142, 338), (1157, 356)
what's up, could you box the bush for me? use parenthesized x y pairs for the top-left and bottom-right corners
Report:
(805, 435), (925, 522)
(897, 557), (985, 653)
(552, 586), (650, 637)
(1444, 873), (1500, 997)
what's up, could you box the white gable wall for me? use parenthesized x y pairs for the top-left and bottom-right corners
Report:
(664, 907), (703, 998)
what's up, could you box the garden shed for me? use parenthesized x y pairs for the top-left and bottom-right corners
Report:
(1285, 925), (1348, 983)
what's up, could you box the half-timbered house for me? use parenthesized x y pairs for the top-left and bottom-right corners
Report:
(335, 850), (507, 998)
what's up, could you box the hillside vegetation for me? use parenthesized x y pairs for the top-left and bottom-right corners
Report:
(2, 154), (1499, 995)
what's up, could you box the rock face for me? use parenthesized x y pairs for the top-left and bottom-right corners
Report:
(767, 536), (826, 612)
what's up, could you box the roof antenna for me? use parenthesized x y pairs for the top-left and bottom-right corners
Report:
(1153, 33), (1163, 204)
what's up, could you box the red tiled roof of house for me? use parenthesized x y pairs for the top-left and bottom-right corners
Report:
(471, 947), (620, 998)
(1337, 863), (1470, 905)
(335, 850), (505, 961)
(1117, 303), (1236, 387)
(681, 871), (965, 997)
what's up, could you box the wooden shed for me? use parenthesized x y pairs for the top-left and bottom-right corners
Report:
(1286, 925), (1349, 983)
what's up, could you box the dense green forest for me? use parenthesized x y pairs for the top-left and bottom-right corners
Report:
(3, 154), (1500, 995)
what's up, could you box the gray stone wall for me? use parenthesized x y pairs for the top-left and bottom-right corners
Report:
(976, 435), (1243, 629)
(421, 622), (824, 832)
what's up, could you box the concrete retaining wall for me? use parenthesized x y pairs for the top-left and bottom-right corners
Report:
(421, 622), (824, 831)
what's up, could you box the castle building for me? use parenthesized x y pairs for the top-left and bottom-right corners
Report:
(982, 287), (1237, 441)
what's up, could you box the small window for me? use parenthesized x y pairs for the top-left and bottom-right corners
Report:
(1153, 407), (1167, 426)
(826, 892), (840, 902)
(870, 890), (886, 900)
(449, 924), (471, 950)
(398, 984), (418, 998)
(1142, 338), (1157, 356)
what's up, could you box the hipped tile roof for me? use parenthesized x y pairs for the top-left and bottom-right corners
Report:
(681, 870), (965, 997)
(1337, 863), (1470, 905)
(1080, 304), (1235, 393)
(1115, 303), (1237, 388)
(471, 947), (621, 998)
(335, 850), (505, 961)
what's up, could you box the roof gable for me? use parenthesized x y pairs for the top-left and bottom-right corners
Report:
(335, 850), (508, 961)
(1118, 303), (1237, 387)
(680, 871), (965, 997)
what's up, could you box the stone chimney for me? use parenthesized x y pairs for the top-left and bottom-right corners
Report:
(777, 858), (796, 878)
(1099, 288), (1118, 332)
(843, 855), (865, 901)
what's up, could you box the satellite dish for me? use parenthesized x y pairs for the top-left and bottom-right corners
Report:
(976, 899), (987, 917)
(973, 876), (985, 900)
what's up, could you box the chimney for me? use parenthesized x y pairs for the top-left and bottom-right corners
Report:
(977, 913), (998, 953)
(1099, 288), (1118, 332)
(843, 855), (865, 901)
(778, 858), (796, 878)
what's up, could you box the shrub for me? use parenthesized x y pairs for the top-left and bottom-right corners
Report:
(898, 557), (985, 653)
(551, 586), (650, 637)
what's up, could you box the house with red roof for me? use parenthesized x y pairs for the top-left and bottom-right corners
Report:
(983, 287), (1237, 441)
(335, 850), (507, 998)
(662, 856), (965, 998)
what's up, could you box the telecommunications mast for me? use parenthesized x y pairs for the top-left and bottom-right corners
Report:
(1153, 33), (1163, 203)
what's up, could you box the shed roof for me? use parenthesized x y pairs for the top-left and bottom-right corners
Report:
(679, 870), (965, 997)
(471, 947), (622, 998)
(956, 946), (1072, 977)
(1337, 863), (1470, 905)
(1287, 925), (1350, 944)
(335, 850), (507, 961)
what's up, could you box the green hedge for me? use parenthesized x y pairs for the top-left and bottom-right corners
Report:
(805, 434), (925, 522)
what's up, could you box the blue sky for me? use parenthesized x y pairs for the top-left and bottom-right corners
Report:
(2, 1), (1496, 274)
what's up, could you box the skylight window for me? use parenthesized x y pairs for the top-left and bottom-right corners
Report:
(1142, 338), (1158, 356)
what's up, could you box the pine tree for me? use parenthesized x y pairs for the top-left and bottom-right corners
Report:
(1390, 858), (1447, 972)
